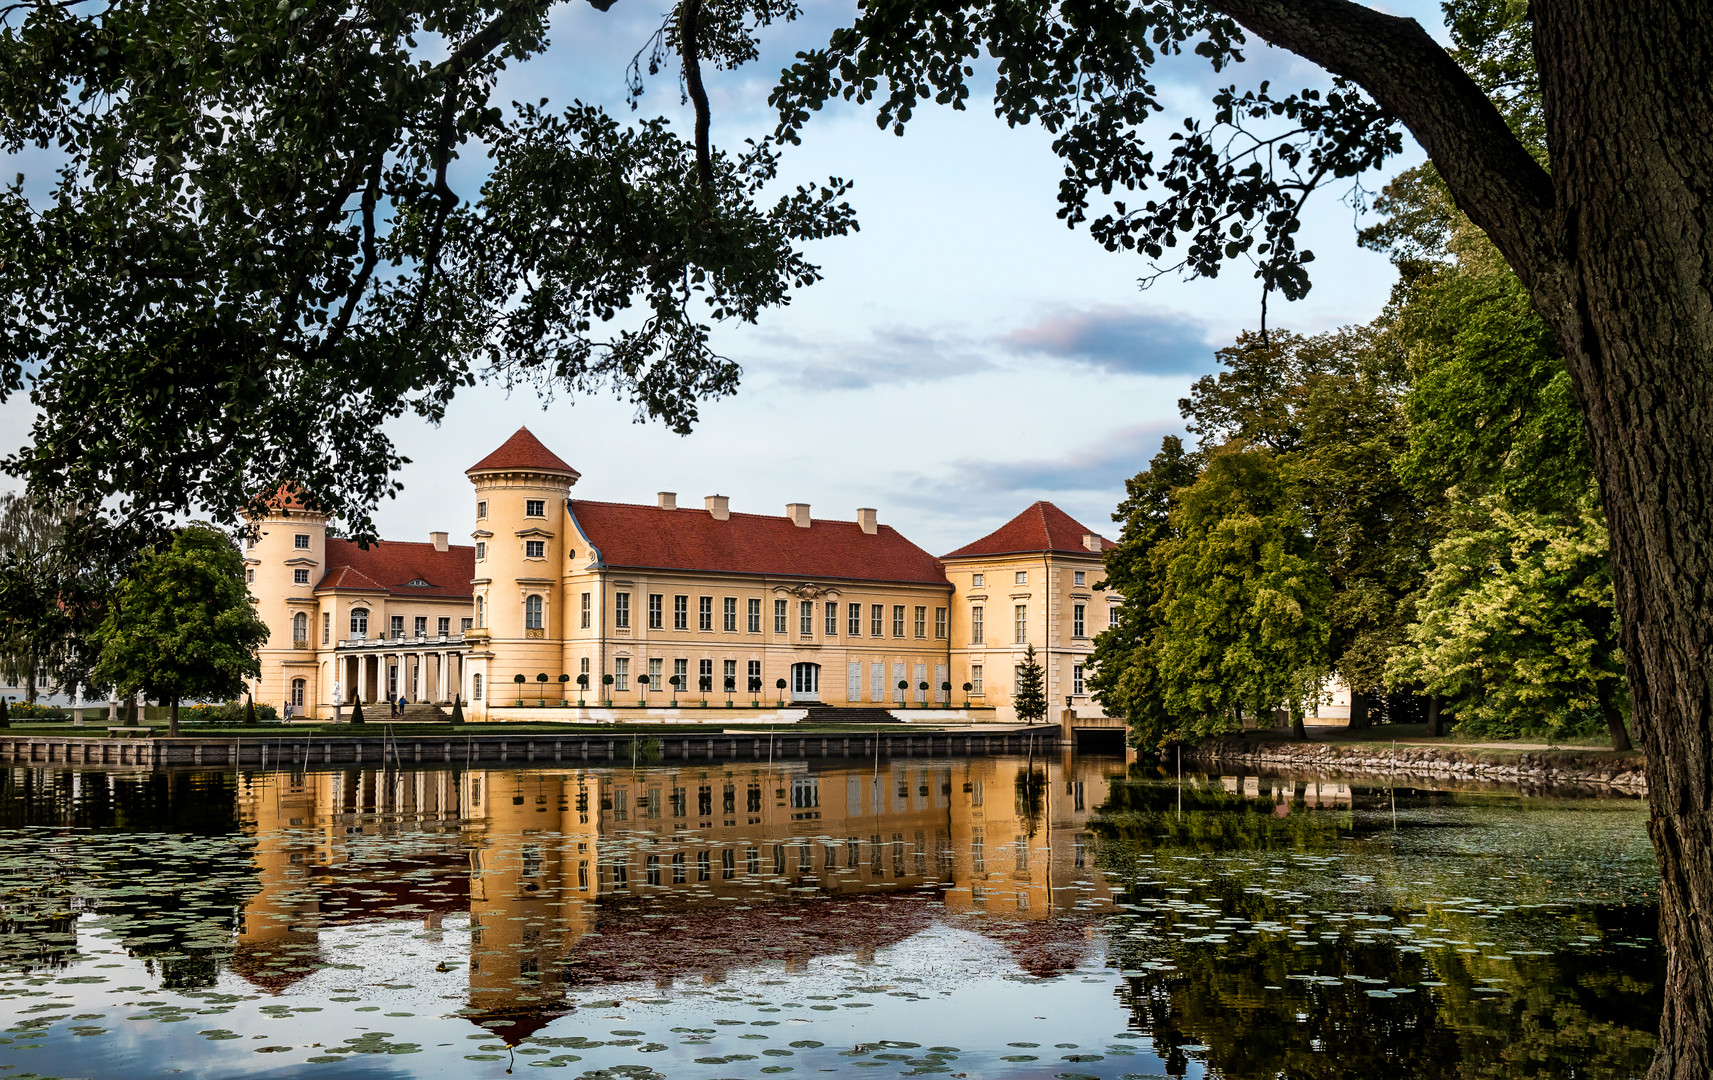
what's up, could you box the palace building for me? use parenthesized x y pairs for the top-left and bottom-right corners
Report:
(246, 428), (1118, 723)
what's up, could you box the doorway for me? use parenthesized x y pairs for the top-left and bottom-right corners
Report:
(790, 662), (821, 702)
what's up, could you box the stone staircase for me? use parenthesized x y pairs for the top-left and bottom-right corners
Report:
(802, 706), (904, 724)
(395, 703), (450, 723)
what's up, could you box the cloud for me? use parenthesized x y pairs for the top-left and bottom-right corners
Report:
(751, 326), (995, 391)
(884, 421), (1186, 551)
(1002, 305), (1218, 376)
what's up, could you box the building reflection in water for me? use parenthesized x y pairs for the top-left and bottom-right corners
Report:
(234, 753), (1129, 1040)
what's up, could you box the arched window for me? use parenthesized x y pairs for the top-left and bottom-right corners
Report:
(350, 608), (369, 638)
(472, 674), (484, 701)
(291, 612), (308, 644)
(476, 596), (485, 629)
(525, 595), (544, 630)
(290, 678), (305, 708)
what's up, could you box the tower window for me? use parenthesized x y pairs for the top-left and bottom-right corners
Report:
(525, 499), (545, 517)
(476, 500), (488, 519)
(525, 595), (544, 630)
(293, 534), (310, 549)
(293, 568), (310, 585)
(525, 540), (545, 559)
(476, 541), (487, 560)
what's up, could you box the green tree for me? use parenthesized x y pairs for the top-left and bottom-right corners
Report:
(90, 526), (269, 737)
(0, 493), (112, 703)
(1388, 494), (1627, 749)
(1013, 645), (1047, 725)
(1088, 436), (1202, 748)
(1153, 448), (1332, 742)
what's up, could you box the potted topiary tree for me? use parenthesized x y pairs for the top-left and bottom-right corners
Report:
(575, 673), (589, 705)
(558, 673), (571, 705)
(748, 676), (762, 707)
(698, 675), (712, 707)
(776, 677), (788, 708)
(513, 673), (526, 705)
(723, 675), (735, 707)
(897, 679), (909, 708)
(535, 672), (550, 706)
(962, 681), (973, 708)
(636, 673), (650, 707)
(940, 680), (952, 707)
(601, 673), (614, 707)
(918, 680), (930, 707)
(669, 674), (682, 706)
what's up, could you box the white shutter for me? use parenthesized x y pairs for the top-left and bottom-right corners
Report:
(847, 662), (862, 702)
(935, 664), (949, 704)
(870, 663), (884, 702)
(892, 662), (906, 703)
(914, 663), (927, 703)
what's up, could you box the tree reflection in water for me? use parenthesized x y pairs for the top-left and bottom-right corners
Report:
(1092, 770), (1662, 1079)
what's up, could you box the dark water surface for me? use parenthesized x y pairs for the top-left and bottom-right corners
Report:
(0, 755), (1662, 1079)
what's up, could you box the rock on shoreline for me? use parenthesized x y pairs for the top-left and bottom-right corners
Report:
(1182, 737), (1648, 793)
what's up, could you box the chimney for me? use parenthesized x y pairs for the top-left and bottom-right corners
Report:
(857, 508), (878, 535)
(657, 491), (677, 510)
(705, 495), (730, 521)
(786, 503), (812, 528)
(1082, 532), (1103, 552)
(430, 531), (449, 552)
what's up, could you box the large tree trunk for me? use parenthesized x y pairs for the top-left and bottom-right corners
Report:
(1425, 695), (1443, 738)
(1201, 3), (1713, 1073)
(167, 696), (179, 738)
(1598, 678), (1633, 753)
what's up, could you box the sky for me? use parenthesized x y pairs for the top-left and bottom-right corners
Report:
(0, 0), (1447, 557)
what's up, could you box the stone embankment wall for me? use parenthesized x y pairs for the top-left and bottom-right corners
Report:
(1183, 737), (1648, 793)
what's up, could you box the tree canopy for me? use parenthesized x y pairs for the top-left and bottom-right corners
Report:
(89, 526), (269, 735)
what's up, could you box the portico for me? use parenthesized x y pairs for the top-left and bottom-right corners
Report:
(333, 637), (470, 705)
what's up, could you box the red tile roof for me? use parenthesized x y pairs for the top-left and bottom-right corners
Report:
(256, 482), (321, 515)
(941, 501), (1114, 559)
(467, 427), (579, 478)
(315, 539), (475, 599)
(568, 501), (949, 586)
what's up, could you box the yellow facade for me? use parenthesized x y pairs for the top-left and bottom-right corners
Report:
(248, 429), (1117, 724)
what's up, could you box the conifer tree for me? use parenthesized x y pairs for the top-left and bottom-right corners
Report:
(449, 695), (464, 725)
(1013, 645), (1047, 725)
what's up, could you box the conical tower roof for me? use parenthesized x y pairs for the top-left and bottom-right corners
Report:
(466, 427), (579, 479)
(942, 501), (1112, 558)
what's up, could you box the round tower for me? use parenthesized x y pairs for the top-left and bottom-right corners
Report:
(244, 485), (329, 715)
(465, 428), (580, 715)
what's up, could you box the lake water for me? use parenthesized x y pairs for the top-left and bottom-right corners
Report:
(0, 753), (1663, 1079)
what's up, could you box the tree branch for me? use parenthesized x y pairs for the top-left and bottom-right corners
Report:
(678, 0), (714, 193)
(1204, 0), (1560, 284)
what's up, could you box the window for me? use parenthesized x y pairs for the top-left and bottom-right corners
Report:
(723, 597), (737, 632)
(826, 601), (839, 635)
(848, 603), (862, 636)
(747, 659), (761, 685)
(473, 673), (483, 700)
(290, 678), (305, 707)
(723, 659), (737, 689)
(722, 848), (736, 879)
(580, 657), (590, 678)
(648, 657), (663, 691)
(1109, 604), (1120, 628)
(438, 617), (450, 636)
(1073, 663), (1085, 695)
(525, 499), (545, 517)
(774, 599), (788, 634)
(615, 592), (631, 629)
(414, 616), (427, 637)
(648, 594), (663, 630)
(747, 598), (761, 633)
(613, 658), (629, 691)
(971, 605), (984, 644)
(246, 568), (254, 585)
(293, 568), (310, 585)
(390, 615), (405, 639)
(294, 534), (310, 550)
(971, 664), (983, 694)
(475, 541), (487, 560)
(972, 572), (985, 587)
(800, 600), (813, 636)
(646, 854), (660, 886)
(699, 596), (713, 631)
(673, 657), (687, 691)
(672, 852), (686, 883)
(525, 540), (545, 559)
(674, 595), (688, 630)
(913, 606), (927, 638)
(525, 595), (543, 630)
(699, 658), (713, 690)
(322, 612), (331, 644)
(292, 612), (308, 643)
(1074, 570), (1086, 586)
(461, 617), (473, 633)
(1015, 604), (1027, 643)
(476, 596), (485, 628)
(871, 604), (884, 636)
(580, 592), (591, 629)
(1073, 603), (1086, 638)
(476, 500), (488, 519)
(698, 851), (711, 881)
(892, 605), (906, 637)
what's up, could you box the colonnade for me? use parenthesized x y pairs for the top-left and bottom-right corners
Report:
(336, 650), (466, 705)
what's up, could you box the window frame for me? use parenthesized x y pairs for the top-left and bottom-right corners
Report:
(525, 594), (544, 630)
(524, 498), (546, 518)
(647, 593), (663, 630)
(1015, 570), (1028, 585)
(971, 604), (984, 644)
(674, 594), (688, 630)
(848, 602), (862, 636)
(892, 605), (906, 638)
(971, 664), (983, 694)
(524, 539), (545, 559)
(475, 540), (486, 560)
(580, 592), (591, 629)
(799, 599), (814, 636)
(826, 600), (839, 635)
(1014, 604), (1027, 644)
(614, 591), (631, 629)
(913, 605), (927, 638)
(293, 534), (310, 550)
(1073, 602), (1086, 638)
(292, 568), (310, 585)
(774, 599), (788, 635)
(723, 596), (738, 632)
(699, 595), (714, 632)
(935, 607), (948, 639)
(747, 598), (762, 634)
(871, 604), (884, 636)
